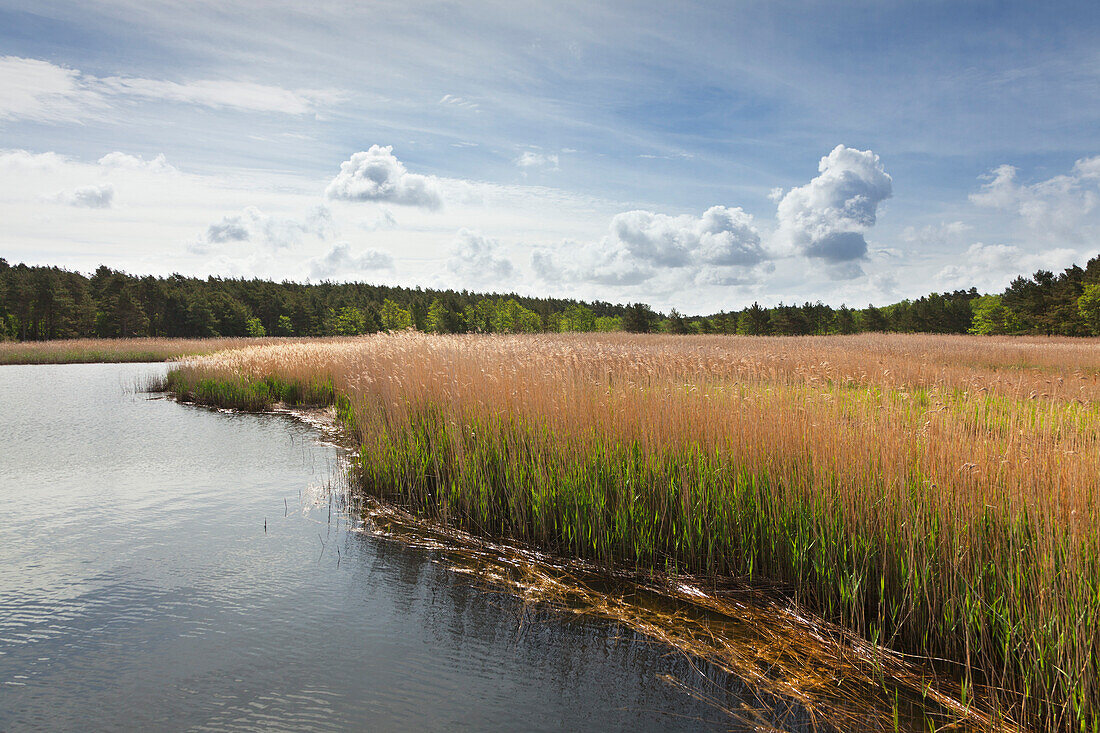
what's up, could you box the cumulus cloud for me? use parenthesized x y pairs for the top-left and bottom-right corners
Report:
(447, 229), (514, 284)
(532, 205), (766, 287)
(325, 145), (443, 209)
(0, 148), (69, 171)
(206, 216), (251, 244)
(51, 183), (115, 208)
(616, 206), (765, 267)
(970, 156), (1100, 239)
(308, 241), (394, 279)
(0, 56), (343, 123)
(195, 205), (334, 253)
(97, 151), (176, 174)
(775, 145), (893, 270)
(516, 151), (560, 170)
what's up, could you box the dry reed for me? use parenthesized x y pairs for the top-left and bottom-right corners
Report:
(165, 332), (1100, 731)
(0, 336), (309, 365)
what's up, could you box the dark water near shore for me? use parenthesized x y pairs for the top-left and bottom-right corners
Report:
(0, 363), (775, 732)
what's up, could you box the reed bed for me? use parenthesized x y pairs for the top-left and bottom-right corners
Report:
(165, 332), (1100, 731)
(0, 336), (293, 365)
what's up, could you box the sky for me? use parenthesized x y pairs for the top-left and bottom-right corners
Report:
(1, 0), (1099, 313)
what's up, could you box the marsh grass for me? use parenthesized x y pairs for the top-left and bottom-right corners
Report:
(0, 336), (326, 365)
(164, 332), (1100, 731)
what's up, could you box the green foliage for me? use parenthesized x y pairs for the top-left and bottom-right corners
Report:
(164, 371), (336, 411)
(1079, 282), (1100, 335)
(559, 304), (597, 332)
(425, 298), (449, 333)
(0, 261), (639, 342)
(969, 294), (1019, 335)
(378, 298), (412, 331)
(7, 254), (1100, 342)
(663, 308), (691, 334)
(332, 306), (366, 335)
(275, 315), (294, 336)
(736, 302), (770, 335)
(621, 302), (656, 333)
(490, 298), (542, 333)
(594, 315), (622, 332)
(245, 317), (266, 337)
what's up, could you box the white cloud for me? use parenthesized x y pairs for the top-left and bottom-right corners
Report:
(0, 148), (69, 171)
(969, 165), (1020, 210)
(516, 151), (560, 170)
(196, 205), (334, 252)
(52, 183), (115, 208)
(308, 241), (394, 279)
(935, 242), (1080, 292)
(970, 156), (1100, 240)
(901, 220), (971, 247)
(638, 152), (694, 161)
(325, 145), (443, 209)
(97, 152), (176, 174)
(775, 145), (893, 268)
(532, 205), (766, 287)
(0, 56), (343, 124)
(357, 208), (398, 231)
(447, 228), (514, 285)
(96, 76), (344, 115)
(439, 94), (479, 110)
(0, 56), (107, 123)
(1074, 156), (1100, 180)
(615, 206), (765, 267)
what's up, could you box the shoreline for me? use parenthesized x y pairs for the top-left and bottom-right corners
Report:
(153, 330), (1099, 731)
(163, 385), (1017, 732)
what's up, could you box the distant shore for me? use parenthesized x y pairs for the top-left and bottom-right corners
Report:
(0, 336), (351, 365)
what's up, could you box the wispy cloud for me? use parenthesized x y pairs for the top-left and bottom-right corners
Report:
(439, 94), (479, 111)
(0, 56), (345, 123)
(515, 151), (559, 170)
(0, 56), (107, 123)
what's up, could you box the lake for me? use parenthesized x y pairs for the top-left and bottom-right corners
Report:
(0, 363), (772, 731)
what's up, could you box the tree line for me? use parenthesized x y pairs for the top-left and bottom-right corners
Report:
(2, 255), (1099, 340)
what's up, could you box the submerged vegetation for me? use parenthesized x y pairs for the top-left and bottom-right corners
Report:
(165, 332), (1098, 730)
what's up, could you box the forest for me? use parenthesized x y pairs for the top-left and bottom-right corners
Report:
(2, 254), (1100, 340)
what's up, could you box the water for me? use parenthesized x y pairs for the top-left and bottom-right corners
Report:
(0, 363), (762, 731)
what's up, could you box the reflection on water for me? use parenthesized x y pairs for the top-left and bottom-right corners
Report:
(0, 363), (780, 731)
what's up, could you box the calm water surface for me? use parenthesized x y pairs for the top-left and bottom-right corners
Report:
(0, 363), (772, 731)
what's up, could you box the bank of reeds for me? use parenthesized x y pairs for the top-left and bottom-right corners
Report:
(0, 336), (296, 365)
(164, 332), (1100, 730)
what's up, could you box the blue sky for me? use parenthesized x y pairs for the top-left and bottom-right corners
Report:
(2, 0), (1099, 312)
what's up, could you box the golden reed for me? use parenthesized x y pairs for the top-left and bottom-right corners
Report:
(167, 332), (1100, 730)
